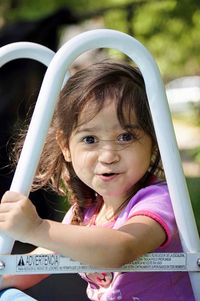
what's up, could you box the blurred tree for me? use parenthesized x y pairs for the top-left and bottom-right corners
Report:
(0, 0), (199, 80)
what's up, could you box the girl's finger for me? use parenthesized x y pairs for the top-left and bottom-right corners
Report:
(1, 191), (25, 204)
(0, 202), (17, 213)
(0, 214), (7, 222)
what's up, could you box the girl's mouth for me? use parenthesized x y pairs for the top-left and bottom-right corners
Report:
(102, 173), (115, 177)
(97, 173), (119, 181)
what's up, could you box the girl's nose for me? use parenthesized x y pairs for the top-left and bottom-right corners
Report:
(98, 147), (120, 164)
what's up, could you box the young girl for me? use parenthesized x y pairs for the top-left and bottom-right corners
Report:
(0, 62), (195, 300)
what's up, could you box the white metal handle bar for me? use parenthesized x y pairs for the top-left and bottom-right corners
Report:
(0, 252), (200, 275)
(0, 42), (55, 253)
(0, 30), (199, 299)
(0, 42), (54, 67)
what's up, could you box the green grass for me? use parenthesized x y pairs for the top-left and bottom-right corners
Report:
(186, 177), (200, 234)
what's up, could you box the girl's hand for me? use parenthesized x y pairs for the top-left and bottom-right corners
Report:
(0, 191), (42, 243)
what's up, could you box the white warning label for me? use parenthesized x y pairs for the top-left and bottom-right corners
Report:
(124, 252), (187, 271)
(0, 252), (198, 275)
(16, 254), (60, 273)
(14, 252), (188, 274)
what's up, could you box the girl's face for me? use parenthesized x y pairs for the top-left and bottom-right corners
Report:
(61, 98), (153, 206)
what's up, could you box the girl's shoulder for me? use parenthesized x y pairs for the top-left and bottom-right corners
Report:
(123, 180), (170, 218)
(116, 180), (177, 247)
(129, 178), (168, 201)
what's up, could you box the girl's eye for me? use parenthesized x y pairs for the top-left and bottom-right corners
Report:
(117, 132), (136, 143)
(82, 136), (98, 144)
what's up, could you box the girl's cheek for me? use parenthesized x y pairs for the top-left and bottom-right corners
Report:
(72, 150), (97, 175)
(73, 153), (90, 171)
(80, 151), (95, 165)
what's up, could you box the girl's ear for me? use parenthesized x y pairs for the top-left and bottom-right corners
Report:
(56, 130), (71, 162)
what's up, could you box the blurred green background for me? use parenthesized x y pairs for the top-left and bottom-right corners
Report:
(0, 0), (200, 232)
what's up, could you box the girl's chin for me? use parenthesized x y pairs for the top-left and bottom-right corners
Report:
(95, 188), (129, 200)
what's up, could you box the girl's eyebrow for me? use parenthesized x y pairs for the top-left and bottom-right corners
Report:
(74, 126), (99, 134)
(75, 124), (141, 134)
(123, 124), (141, 130)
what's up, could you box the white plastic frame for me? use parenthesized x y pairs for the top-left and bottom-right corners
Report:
(0, 42), (55, 253)
(0, 30), (199, 300)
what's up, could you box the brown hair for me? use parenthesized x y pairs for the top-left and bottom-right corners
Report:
(13, 61), (163, 224)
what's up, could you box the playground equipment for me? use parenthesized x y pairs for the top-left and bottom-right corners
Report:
(0, 42), (55, 253)
(0, 29), (199, 300)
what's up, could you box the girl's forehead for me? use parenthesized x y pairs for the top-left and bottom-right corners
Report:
(76, 102), (101, 127)
(76, 97), (137, 129)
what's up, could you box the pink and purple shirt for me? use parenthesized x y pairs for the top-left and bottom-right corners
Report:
(63, 182), (195, 301)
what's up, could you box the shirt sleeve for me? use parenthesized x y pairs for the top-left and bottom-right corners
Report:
(62, 206), (74, 224)
(126, 183), (177, 247)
